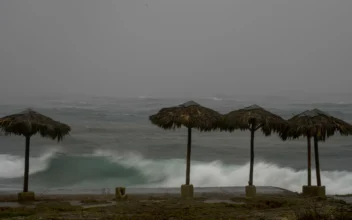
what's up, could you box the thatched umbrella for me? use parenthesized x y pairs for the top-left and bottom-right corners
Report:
(284, 109), (352, 187)
(149, 101), (221, 186)
(0, 109), (71, 193)
(221, 105), (288, 187)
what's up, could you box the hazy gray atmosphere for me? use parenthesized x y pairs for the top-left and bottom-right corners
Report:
(1, 1), (352, 196)
(1, 0), (351, 100)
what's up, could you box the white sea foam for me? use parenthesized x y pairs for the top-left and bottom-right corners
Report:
(92, 149), (352, 195)
(0, 148), (62, 178)
(1, 148), (352, 195)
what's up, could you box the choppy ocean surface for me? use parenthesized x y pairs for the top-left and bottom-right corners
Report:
(0, 95), (352, 195)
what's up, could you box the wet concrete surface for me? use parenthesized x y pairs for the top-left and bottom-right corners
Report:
(80, 202), (116, 209)
(333, 196), (352, 204)
(203, 199), (244, 204)
(0, 186), (296, 196)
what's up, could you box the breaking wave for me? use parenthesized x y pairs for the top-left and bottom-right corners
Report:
(0, 149), (351, 195)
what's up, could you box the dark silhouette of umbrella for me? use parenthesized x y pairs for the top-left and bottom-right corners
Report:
(0, 109), (71, 192)
(221, 105), (288, 186)
(149, 101), (221, 185)
(283, 109), (352, 186)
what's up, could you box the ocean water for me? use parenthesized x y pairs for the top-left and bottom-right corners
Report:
(0, 96), (352, 195)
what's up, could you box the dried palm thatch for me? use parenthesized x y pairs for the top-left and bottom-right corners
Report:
(149, 101), (222, 187)
(221, 105), (288, 186)
(221, 104), (288, 136)
(285, 109), (352, 141)
(149, 101), (221, 131)
(0, 109), (71, 193)
(0, 109), (71, 140)
(284, 109), (352, 187)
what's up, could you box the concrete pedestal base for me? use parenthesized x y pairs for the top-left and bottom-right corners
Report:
(302, 185), (326, 197)
(115, 187), (128, 200)
(18, 192), (35, 202)
(181, 184), (194, 198)
(245, 185), (256, 198)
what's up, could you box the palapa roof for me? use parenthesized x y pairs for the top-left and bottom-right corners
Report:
(149, 101), (222, 131)
(0, 108), (71, 141)
(285, 108), (352, 141)
(221, 104), (288, 136)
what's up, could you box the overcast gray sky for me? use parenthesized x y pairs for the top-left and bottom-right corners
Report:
(0, 0), (351, 99)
